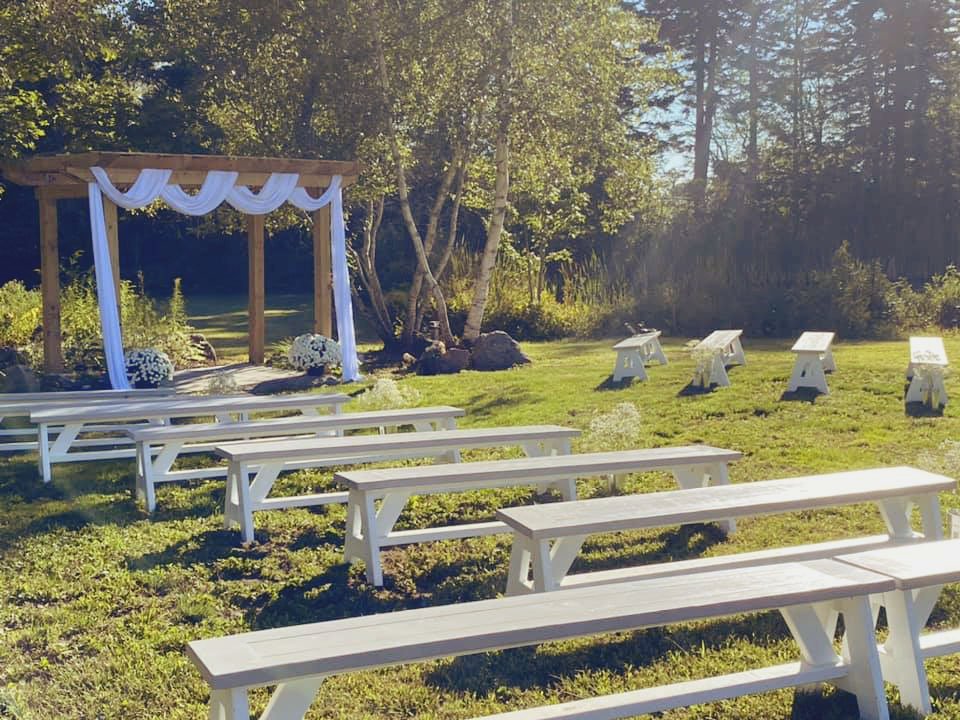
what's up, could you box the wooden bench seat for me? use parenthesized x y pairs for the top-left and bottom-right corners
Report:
(334, 445), (741, 585)
(691, 329), (745, 388)
(497, 466), (953, 594)
(215, 425), (581, 545)
(0, 388), (176, 453)
(788, 331), (836, 394)
(611, 331), (667, 382)
(28, 392), (348, 483)
(126, 405), (464, 512)
(906, 336), (949, 408)
(838, 539), (960, 716)
(187, 558), (893, 720)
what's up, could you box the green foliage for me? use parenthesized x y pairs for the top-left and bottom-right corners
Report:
(0, 281), (40, 349)
(0, 276), (203, 373)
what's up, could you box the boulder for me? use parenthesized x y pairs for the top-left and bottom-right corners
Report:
(469, 331), (531, 371)
(0, 364), (40, 393)
(189, 333), (218, 364)
(415, 342), (447, 376)
(438, 347), (471, 374)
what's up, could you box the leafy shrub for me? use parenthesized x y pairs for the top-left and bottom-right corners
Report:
(0, 281), (41, 349)
(0, 274), (204, 373)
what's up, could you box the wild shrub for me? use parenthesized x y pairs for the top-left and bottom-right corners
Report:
(354, 378), (421, 410)
(580, 402), (643, 452)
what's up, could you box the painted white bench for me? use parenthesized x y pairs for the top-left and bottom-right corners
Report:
(128, 405), (465, 512)
(788, 331), (836, 394)
(691, 329), (745, 388)
(335, 445), (740, 586)
(838, 539), (960, 716)
(29, 392), (348, 483)
(906, 336), (949, 408)
(497, 466), (952, 594)
(0, 388), (176, 453)
(611, 331), (667, 382)
(187, 558), (893, 720)
(215, 425), (580, 545)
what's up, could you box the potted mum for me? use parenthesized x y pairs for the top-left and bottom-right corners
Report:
(125, 348), (174, 388)
(288, 334), (342, 376)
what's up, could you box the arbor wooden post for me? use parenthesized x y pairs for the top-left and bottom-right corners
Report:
(103, 196), (121, 307)
(37, 190), (63, 373)
(247, 214), (266, 364)
(313, 205), (333, 336)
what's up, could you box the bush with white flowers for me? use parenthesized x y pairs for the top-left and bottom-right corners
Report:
(124, 348), (174, 387)
(288, 334), (342, 373)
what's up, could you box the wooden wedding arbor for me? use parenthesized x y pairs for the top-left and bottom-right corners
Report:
(0, 152), (360, 373)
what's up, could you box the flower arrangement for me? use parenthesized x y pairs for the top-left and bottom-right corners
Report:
(912, 362), (949, 408)
(288, 334), (342, 375)
(691, 347), (722, 388)
(124, 348), (174, 388)
(204, 371), (240, 396)
(354, 378), (421, 411)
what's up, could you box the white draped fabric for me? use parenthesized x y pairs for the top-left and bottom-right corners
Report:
(87, 167), (361, 388)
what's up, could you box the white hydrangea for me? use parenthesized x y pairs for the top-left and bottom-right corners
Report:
(288, 334), (342, 371)
(354, 378), (421, 410)
(124, 348), (174, 387)
(581, 402), (643, 452)
(204, 371), (240, 396)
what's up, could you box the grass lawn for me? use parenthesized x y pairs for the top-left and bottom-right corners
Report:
(2, 337), (960, 719)
(187, 294), (379, 361)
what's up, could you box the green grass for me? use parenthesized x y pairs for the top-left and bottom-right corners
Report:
(187, 294), (378, 361)
(2, 337), (960, 718)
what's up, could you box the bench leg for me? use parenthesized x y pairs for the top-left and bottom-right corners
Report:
(913, 493), (943, 540)
(531, 539), (558, 592)
(38, 423), (51, 483)
(209, 688), (249, 720)
(835, 596), (890, 720)
(505, 538), (534, 596)
(223, 462), (256, 544)
(877, 498), (919, 540)
(548, 535), (587, 587)
(879, 589), (933, 716)
(672, 464), (735, 535)
(823, 348), (837, 373)
(650, 339), (668, 365)
(135, 441), (156, 512)
(709, 355), (730, 387)
(347, 490), (384, 586)
(729, 338), (746, 366)
(260, 676), (326, 720)
(906, 375), (925, 404)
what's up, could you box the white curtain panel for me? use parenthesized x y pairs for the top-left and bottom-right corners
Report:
(161, 170), (239, 215)
(87, 183), (132, 389)
(86, 167), (362, 387)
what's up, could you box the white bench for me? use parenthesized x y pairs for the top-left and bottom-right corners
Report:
(838, 539), (960, 716)
(906, 336), (948, 408)
(497, 466), (952, 594)
(29, 392), (348, 483)
(187, 558), (893, 720)
(691, 329), (745, 388)
(0, 388), (176, 453)
(335, 445), (741, 586)
(128, 405), (465, 512)
(215, 425), (580, 546)
(611, 331), (667, 382)
(788, 331), (836, 394)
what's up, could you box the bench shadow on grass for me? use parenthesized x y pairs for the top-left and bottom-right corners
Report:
(595, 375), (636, 391)
(677, 381), (716, 397)
(126, 529), (270, 573)
(780, 387), (823, 404)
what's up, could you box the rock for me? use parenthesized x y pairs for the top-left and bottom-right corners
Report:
(415, 342), (447, 376)
(469, 331), (531, 371)
(249, 374), (338, 395)
(0, 364), (40, 393)
(189, 333), (218, 364)
(437, 347), (470, 374)
(401, 353), (417, 368)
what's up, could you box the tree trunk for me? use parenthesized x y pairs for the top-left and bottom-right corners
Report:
(370, 2), (455, 348)
(403, 147), (462, 345)
(350, 196), (396, 347)
(463, 0), (514, 342)
(434, 158), (467, 282)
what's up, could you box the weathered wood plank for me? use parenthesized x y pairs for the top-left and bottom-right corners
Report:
(792, 331), (835, 353)
(37, 191), (63, 373)
(497, 467), (955, 540)
(313, 204), (332, 336)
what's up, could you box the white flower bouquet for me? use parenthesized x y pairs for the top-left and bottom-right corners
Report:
(125, 348), (174, 388)
(288, 334), (342, 375)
